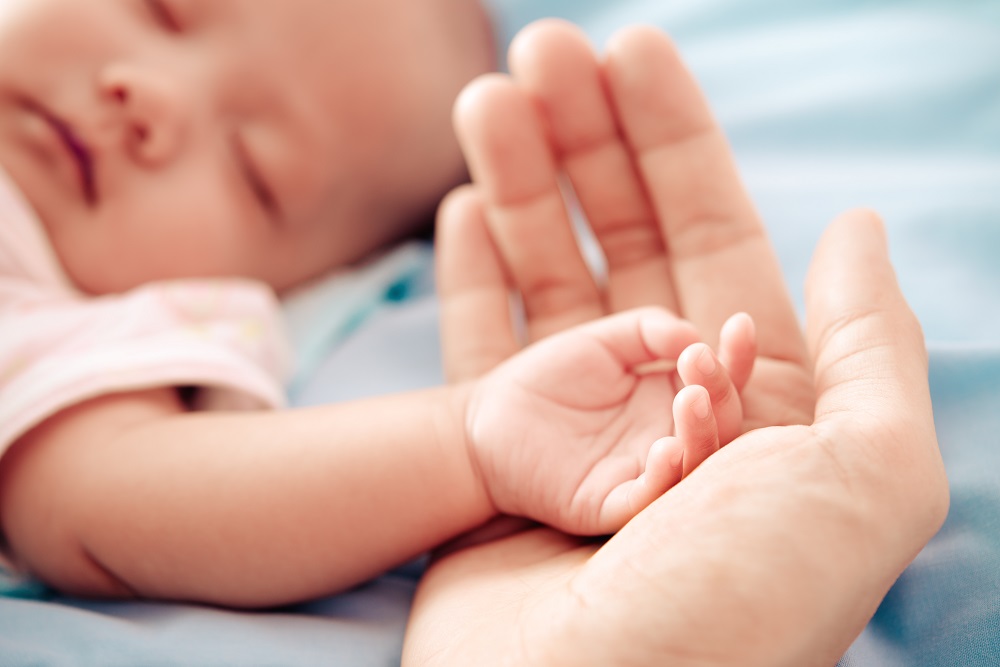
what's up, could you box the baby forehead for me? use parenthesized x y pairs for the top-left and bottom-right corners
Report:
(214, 2), (373, 110)
(197, 0), (439, 181)
(216, 0), (383, 58)
(214, 2), (338, 72)
(201, 3), (343, 128)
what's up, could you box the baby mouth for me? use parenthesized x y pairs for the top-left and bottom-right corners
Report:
(29, 102), (97, 205)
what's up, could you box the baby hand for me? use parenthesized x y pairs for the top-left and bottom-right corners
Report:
(465, 307), (755, 535)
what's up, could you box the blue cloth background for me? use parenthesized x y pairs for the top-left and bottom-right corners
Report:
(2, 0), (998, 664)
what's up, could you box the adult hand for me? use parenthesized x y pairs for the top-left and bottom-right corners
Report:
(407, 22), (948, 666)
(406, 208), (949, 667)
(437, 21), (812, 439)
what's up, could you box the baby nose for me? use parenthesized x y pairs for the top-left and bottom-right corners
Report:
(98, 62), (187, 166)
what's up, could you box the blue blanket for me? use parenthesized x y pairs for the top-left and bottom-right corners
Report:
(2, 0), (998, 664)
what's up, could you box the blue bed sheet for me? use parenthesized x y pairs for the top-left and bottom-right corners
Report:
(2, 0), (998, 664)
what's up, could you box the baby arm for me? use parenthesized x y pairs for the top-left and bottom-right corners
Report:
(0, 308), (750, 606)
(0, 383), (494, 607)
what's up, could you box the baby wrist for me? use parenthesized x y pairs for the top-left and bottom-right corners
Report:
(443, 381), (498, 521)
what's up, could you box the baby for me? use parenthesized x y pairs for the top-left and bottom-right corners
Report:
(0, 0), (754, 606)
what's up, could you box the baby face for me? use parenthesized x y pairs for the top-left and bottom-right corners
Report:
(0, 0), (493, 294)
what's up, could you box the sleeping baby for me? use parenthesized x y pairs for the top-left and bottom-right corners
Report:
(0, 0), (754, 608)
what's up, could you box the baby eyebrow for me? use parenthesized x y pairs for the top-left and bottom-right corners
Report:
(231, 132), (283, 225)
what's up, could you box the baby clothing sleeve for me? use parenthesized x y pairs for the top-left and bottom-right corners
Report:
(0, 167), (291, 460)
(0, 279), (291, 454)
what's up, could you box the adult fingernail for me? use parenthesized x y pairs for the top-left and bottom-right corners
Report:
(691, 390), (711, 420)
(696, 346), (717, 375)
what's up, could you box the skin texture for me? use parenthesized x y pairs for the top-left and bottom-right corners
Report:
(0, 0), (495, 294)
(406, 21), (948, 666)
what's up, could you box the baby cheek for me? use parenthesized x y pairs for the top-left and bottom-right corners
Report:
(86, 207), (257, 290)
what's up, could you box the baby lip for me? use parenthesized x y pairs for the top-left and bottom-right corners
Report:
(31, 103), (98, 205)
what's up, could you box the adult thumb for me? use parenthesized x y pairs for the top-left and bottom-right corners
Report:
(804, 210), (946, 528)
(805, 209), (932, 429)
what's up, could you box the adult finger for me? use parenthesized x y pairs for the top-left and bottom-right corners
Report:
(805, 208), (948, 558)
(436, 185), (518, 381)
(806, 210), (938, 444)
(453, 74), (605, 342)
(508, 20), (678, 314)
(603, 26), (804, 363)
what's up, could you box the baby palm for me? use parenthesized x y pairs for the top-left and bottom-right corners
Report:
(466, 309), (698, 535)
